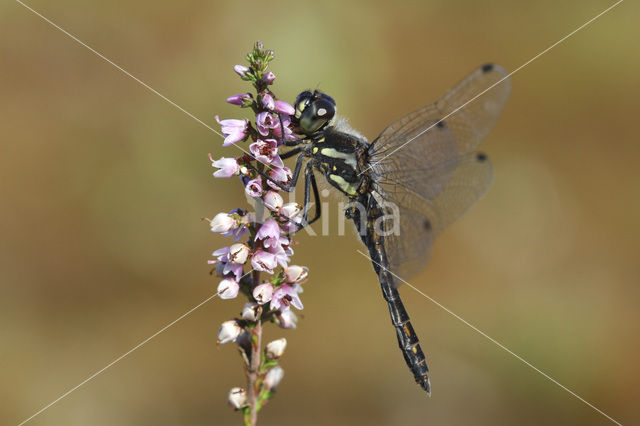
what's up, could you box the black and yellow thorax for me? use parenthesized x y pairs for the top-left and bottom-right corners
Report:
(309, 126), (371, 198)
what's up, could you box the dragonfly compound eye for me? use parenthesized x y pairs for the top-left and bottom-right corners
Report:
(298, 94), (336, 135)
(294, 90), (313, 119)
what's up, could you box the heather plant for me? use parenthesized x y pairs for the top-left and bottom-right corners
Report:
(207, 42), (308, 426)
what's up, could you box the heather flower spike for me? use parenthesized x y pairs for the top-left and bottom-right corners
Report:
(207, 42), (310, 425)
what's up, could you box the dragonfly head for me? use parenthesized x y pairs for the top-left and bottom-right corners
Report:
(293, 90), (336, 136)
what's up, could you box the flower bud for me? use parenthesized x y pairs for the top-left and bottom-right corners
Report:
(228, 243), (250, 264)
(227, 387), (247, 409)
(274, 100), (295, 116)
(265, 338), (287, 360)
(217, 278), (240, 299)
(241, 302), (259, 321)
(284, 265), (309, 283)
(262, 71), (275, 84)
(263, 366), (284, 390)
(226, 93), (252, 106)
(263, 191), (283, 211)
(217, 320), (242, 344)
(234, 65), (250, 78)
(210, 213), (236, 233)
(252, 282), (274, 305)
(277, 310), (298, 329)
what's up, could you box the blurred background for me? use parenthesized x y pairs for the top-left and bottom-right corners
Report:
(1, 0), (638, 424)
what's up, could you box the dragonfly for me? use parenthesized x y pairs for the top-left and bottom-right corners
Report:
(259, 63), (510, 394)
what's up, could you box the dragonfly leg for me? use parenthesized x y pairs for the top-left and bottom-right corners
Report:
(301, 163), (321, 225)
(244, 149), (306, 192)
(280, 145), (305, 160)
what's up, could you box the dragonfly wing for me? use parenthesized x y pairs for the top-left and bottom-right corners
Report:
(375, 153), (493, 280)
(369, 64), (509, 279)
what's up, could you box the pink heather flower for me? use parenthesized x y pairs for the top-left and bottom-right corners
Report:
(211, 246), (230, 262)
(210, 156), (240, 178)
(272, 114), (297, 144)
(230, 226), (248, 242)
(215, 116), (248, 146)
(262, 71), (276, 84)
(255, 111), (278, 136)
(255, 219), (281, 249)
(277, 310), (298, 329)
(217, 277), (240, 299)
(284, 265), (309, 283)
(274, 100), (295, 115)
(228, 243), (250, 264)
(261, 93), (275, 110)
(226, 93), (252, 106)
(223, 261), (243, 280)
(251, 250), (278, 274)
(250, 138), (284, 168)
(210, 213), (237, 233)
(270, 284), (303, 312)
(270, 242), (291, 268)
(263, 191), (283, 211)
(267, 166), (292, 190)
(263, 366), (284, 390)
(227, 209), (249, 242)
(253, 282), (274, 304)
(211, 247), (244, 280)
(244, 178), (263, 198)
(234, 64), (250, 78)
(217, 320), (243, 344)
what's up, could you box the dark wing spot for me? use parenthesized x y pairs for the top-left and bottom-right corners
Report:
(481, 63), (494, 73)
(476, 152), (488, 162)
(436, 120), (445, 128)
(423, 219), (432, 231)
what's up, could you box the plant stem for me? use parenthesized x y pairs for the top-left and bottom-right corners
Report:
(248, 318), (262, 426)
(245, 270), (263, 426)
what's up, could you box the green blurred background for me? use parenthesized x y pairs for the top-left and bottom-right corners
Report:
(2, 0), (638, 424)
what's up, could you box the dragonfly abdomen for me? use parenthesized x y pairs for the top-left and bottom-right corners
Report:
(362, 195), (431, 394)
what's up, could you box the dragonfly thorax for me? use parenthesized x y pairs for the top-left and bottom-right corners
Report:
(309, 124), (371, 198)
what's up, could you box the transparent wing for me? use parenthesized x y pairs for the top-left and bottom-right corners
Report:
(376, 153), (493, 279)
(371, 63), (510, 162)
(369, 64), (510, 279)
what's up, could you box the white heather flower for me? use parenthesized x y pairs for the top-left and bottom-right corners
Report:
(217, 320), (242, 344)
(252, 282), (274, 305)
(227, 387), (247, 409)
(228, 243), (250, 264)
(280, 202), (302, 221)
(265, 338), (287, 360)
(263, 191), (283, 211)
(241, 302), (259, 321)
(277, 310), (298, 329)
(284, 265), (309, 284)
(263, 366), (284, 390)
(217, 278), (240, 299)
(210, 213), (236, 233)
